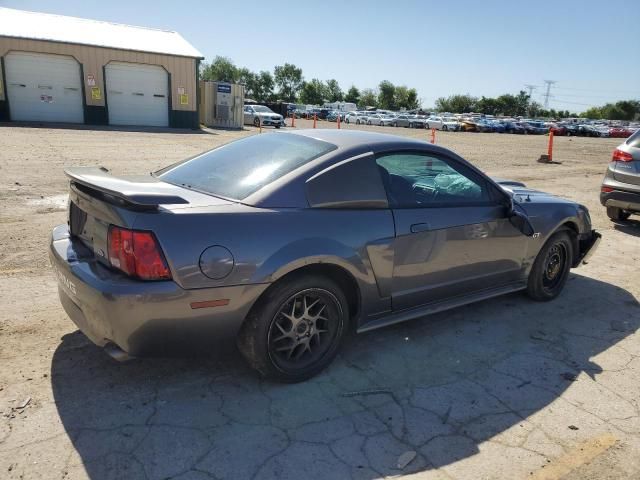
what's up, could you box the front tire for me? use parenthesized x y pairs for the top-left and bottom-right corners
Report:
(253, 117), (260, 127)
(526, 230), (573, 301)
(607, 206), (631, 221)
(442, 125), (448, 131)
(237, 274), (349, 383)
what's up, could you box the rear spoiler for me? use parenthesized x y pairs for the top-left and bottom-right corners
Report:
(65, 167), (189, 208)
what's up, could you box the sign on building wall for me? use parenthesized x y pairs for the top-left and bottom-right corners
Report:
(87, 74), (96, 87)
(91, 87), (101, 100)
(180, 94), (189, 105)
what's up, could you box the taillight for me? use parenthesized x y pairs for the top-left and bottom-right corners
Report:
(108, 226), (171, 280)
(601, 186), (614, 193)
(612, 149), (633, 162)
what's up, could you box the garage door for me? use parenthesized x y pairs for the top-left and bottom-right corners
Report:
(5, 52), (83, 123)
(105, 62), (169, 127)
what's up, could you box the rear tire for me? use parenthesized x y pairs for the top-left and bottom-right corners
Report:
(237, 274), (349, 383)
(526, 230), (573, 301)
(442, 125), (448, 131)
(253, 117), (260, 128)
(607, 207), (631, 221)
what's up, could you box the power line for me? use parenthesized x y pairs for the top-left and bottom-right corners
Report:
(554, 86), (640, 95)
(549, 98), (598, 107)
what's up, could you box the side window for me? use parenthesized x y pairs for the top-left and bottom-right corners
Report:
(306, 154), (388, 209)
(376, 152), (492, 208)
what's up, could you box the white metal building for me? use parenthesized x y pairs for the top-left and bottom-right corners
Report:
(0, 8), (204, 128)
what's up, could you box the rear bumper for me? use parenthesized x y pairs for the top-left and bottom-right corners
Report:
(260, 118), (285, 126)
(575, 230), (601, 266)
(600, 189), (640, 213)
(49, 225), (268, 358)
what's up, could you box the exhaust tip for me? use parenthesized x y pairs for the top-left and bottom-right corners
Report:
(104, 342), (133, 362)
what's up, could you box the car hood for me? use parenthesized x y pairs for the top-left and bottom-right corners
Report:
(497, 182), (578, 208)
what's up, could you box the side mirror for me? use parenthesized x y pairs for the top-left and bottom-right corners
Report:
(507, 200), (535, 236)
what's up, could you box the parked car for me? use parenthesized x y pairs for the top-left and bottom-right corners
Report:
(424, 116), (459, 131)
(443, 117), (462, 131)
(577, 125), (602, 137)
(459, 119), (480, 132)
(609, 127), (636, 138)
(345, 112), (366, 124)
(392, 114), (424, 128)
(52, 130), (600, 382)
(367, 114), (395, 126)
(523, 122), (549, 135)
(564, 124), (581, 136)
(550, 125), (568, 136)
(243, 105), (285, 128)
(503, 121), (526, 134)
(487, 120), (506, 133)
(600, 128), (640, 221)
(475, 119), (495, 133)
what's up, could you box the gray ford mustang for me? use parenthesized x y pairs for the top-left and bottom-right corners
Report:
(50, 130), (600, 382)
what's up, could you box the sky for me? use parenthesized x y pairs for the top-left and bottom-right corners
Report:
(2, 0), (639, 112)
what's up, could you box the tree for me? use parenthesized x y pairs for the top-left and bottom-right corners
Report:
(299, 79), (327, 105)
(344, 85), (360, 105)
(238, 68), (257, 98)
(529, 101), (543, 117)
(406, 88), (420, 110)
(581, 107), (601, 119)
(476, 96), (501, 116)
(496, 90), (530, 116)
(378, 80), (396, 110)
(391, 85), (419, 110)
(201, 56), (239, 83)
(359, 88), (378, 108)
(274, 63), (304, 102)
(325, 79), (343, 102)
(435, 94), (477, 113)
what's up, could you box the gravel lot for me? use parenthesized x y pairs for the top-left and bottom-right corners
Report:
(1, 121), (639, 480)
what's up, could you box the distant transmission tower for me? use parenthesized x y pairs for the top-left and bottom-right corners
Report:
(542, 80), (556, 108)
(524, 84), (537, 98)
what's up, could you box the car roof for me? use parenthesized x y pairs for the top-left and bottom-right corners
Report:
(288, 129), (428, 150)
(240, 130), (481, 208)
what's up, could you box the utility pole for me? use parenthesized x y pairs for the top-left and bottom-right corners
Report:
(542, 80), (556, 109)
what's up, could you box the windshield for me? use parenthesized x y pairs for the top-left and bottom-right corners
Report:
(253, 106), (273, 113)
(158, 134), (336, 200)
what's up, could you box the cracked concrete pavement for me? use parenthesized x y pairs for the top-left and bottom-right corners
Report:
(1, 122), (640, 479)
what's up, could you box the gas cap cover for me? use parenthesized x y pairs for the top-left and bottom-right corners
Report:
(198, 245), (234, 280)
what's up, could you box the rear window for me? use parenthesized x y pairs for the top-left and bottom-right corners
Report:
(157, 133), (336, 200)
(627, 129), (640, 148)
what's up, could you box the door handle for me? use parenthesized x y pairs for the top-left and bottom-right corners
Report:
(410, 222), (431, 233)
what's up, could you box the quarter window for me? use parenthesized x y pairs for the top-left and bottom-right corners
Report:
(376, 153), (491, 208)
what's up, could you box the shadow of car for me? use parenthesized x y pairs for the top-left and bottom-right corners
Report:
(51, 273), (639, 479)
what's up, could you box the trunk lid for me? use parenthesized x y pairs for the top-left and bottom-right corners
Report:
(65, 167), (232, 265)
